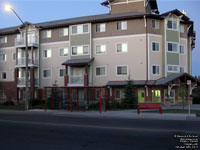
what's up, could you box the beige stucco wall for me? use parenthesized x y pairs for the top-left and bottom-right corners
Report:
(40, 42), (69, 88)
(0, 47), (16, 81)
(149, 35), (163, 80)
(92, 35), (147, 86)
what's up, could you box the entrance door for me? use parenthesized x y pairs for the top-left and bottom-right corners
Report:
(164, 89), (175, 105)
(138, 90), (145, 103)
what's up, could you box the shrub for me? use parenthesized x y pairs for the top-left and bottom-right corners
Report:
(2, 101), (15, 106)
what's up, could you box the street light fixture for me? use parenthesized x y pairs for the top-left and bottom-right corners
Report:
(5, 4), (29, 110)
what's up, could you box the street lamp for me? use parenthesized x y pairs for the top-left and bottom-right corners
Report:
(5, 4), (29, 110)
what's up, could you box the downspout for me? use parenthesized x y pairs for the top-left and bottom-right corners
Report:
(144, 15), (148, 81)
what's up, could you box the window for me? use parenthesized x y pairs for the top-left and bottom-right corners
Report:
(180, 45), (185, 54)
(117, 21), (127, 30)
(167, 20), (177, 30)
(180, 67), (185, 73)
(96, 67), (106, 76)
(152, 20), (159, 29)
(43, 30), (51, 38)
(168, 65), (179, 72)
(152, 90), (161, 103)
(168, 43), (178, 52)
(117, 66), (128, 76)
(96, 24), (106, 32)
(13, 53), (16, 61)
(96, 45), (106, 54)
(138, 90), (145, 103)
(43, 70), (51, 78)
(43, 49), (51, 58)
(0, 36), (7, 44)
(59, 28), (68, 36)
(152, 42), (159, 52)
(180, 25), (184, 33)
(115, 89), (124, 99)
(72, 46), (89, 56)
(0, 72), (7, 80)
(59, 69), (66, 77)
(96, 89), (105, 99)
(116, 43), (128, 53)
(59, 48), (68, 56)
(152, 65), (160, 75)
(0, 54), (7, 62)
(72, 24), (89, 35)
(0, 91), (6, 100)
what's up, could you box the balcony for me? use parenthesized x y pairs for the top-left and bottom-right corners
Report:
(16, 58), (39, 67)
(17, 77), (39, 87)
(15, 37), (39, 48)
(69, 75), (84, 86)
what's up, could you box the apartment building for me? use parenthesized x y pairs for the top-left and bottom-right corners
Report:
(0, 0), (199, 106)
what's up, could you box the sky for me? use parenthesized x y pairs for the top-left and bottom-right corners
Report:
(0, 0), (199, 76)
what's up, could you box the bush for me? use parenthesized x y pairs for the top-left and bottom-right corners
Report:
(2, 101), (15, 106)
(29, 99), (42, 106)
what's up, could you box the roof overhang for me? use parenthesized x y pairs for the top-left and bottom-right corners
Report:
(62, 58), (94, 66)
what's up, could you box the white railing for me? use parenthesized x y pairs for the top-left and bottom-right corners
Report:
(18, 77), (39, 86)
(69, 75), (84, 84)
(15, 37), (39, 47)
(17, 58), (39, 66)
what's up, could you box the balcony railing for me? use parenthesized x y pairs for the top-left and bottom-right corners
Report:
(15, 37), (39, 47)
(17, 77), (39, 86)
(17, 58), (39, 66)
(69, 75), (84, 84)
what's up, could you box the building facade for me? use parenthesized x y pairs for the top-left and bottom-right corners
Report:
(0, 0), (198, 106)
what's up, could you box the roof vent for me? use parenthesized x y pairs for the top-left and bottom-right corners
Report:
(182, 10), (187, 15)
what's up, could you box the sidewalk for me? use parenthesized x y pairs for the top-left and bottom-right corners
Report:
(28, 109), (198, 121)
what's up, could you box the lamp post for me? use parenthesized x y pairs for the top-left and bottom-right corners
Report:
(5, 4), (29, 110)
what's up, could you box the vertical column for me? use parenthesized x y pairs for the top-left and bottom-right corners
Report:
(30, 67), (35, 99)
(14, 68), (19, 103)
(31, 46), (34, 64)
(16, 48), (18, 65)
(84, 65), (89, 86)
(64, 65), (69, 86)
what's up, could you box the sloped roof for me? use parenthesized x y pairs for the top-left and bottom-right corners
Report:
(62, 58), (94, 65)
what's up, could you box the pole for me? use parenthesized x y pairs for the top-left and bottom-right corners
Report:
(25, 24), (29, 110)
(99, 88), (101, 114)
(70, 88), (73, 112)
(76, 88), (79, 112)
(45, 88), (47, 112)
(104, 88), (106, 112)
(52, 88), (54, 110)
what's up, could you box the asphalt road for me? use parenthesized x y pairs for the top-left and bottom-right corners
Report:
(0, 111), (199, 150)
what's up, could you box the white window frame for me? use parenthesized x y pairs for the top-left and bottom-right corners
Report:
(60, 28), (68, 36)
(180, 25), (184, 33)
(117, 21), (127, 31)
(180, 66), (185, 73)
(116, 65), (128, 76)
(152, 65), (160, 75)
(167, 65), (179, 73)
(71, 24), (89, 35)
(0, 54), (7, 62)
(0, 71), (7, 80)
(71, 45), (89, 56)
(151, 41), (160, 52)
(12, 52), (16, 61)
(95, 66), (106, 77)
(42, 69), (52, 78)
(116, 43), (128, 53)
(152, 20), (159, 29)
(43, 30), (52, 38)
(96, 24), (106, 32)
(95, 44), (106, 55)
(59, 47), (69, 57)
(58, 68), (66, 78)
(167, 42), (179, 53)
(167, 20), (178, 30)
(180, 45), (185, 55)
(43, 49), (52, 58)
(0, 36), (7, 44)
(115, 89), (124, 100)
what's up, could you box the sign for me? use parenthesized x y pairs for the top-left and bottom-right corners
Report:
(187, 80), (191, 85)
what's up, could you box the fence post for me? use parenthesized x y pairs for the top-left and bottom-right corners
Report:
(70, 88), (73, 112)
(100, 88), (101, 114)
(52, 88), (54, 110)
(77, 88), (79, 112)
(104, 88), (106, 112)
(45, 88), (47, 112)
